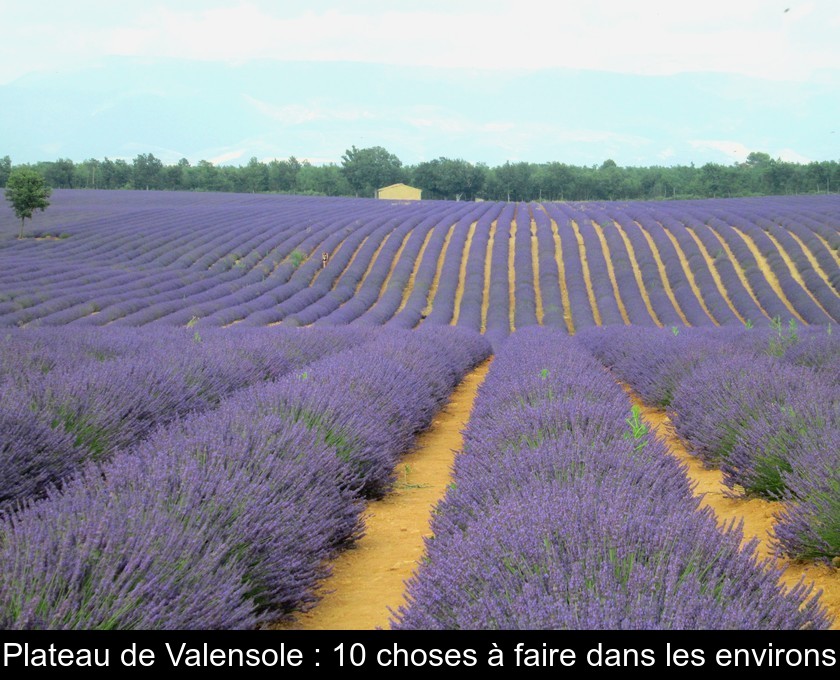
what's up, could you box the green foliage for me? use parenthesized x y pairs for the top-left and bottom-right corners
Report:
(340, 145), (404, 197)
(623, 405), (649, 453)
(767, 316), (799, 357)
(671, 326), (680, 336)
(288, 249), (307, 269)
(9, 147), (840, 201)
(4, 167), (51, 238)
(744, 319), (754, 329)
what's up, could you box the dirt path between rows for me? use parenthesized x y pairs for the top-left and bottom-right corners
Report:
(628, 390), (840, 629)
(571, 219), (602, 326)
(731, 227), (806, 324)
(450, 221), (477, 326)
(661, 225), (719, 325)
(592, 221), (630, 325)
(684, 227), (747, 324)
(612, 220), (662, 327)
(273, 359), (492, 630)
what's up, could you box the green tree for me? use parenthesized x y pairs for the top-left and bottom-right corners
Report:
(341, 145), (404, 197)
(5, 167), (51, 238)
(0, 156), (12, 187)
(132, 153), (164, 190)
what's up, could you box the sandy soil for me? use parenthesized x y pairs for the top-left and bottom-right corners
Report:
(706, 228), (772, 321)
(629, 389), (840, 630)
(548, 214), (574, 333)
(812, 232), (840, 269)
(636, 221), (690, 326)
(272, 359), (492, 630)
(530, 215), (545, 326)
(786, 229), (839, 295)
(395, 229), (434, 315)
(480, 220), (497, 333)
(731, 227), (806, 323)
(375, 231), (412, 303)
(762, 229), (831, 319)
(661, 226), (719, 325)
(612, 220), (662, 327)
(451, 221), (477, 326)
(684, 228), (747, 324)
(591, 221), (630, 324)
(354, 231), (393, 295)
(508, 215), (517, 332)
(571, 220), (602, 326)
(421, 223), (456, 319)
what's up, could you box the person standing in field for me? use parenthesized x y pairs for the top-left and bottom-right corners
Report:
(322, 251), (329, 269)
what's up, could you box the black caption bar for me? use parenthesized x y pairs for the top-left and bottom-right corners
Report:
(1, 630), (836, 676)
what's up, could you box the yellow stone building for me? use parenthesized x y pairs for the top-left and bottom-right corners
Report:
(375, 183), (422, 200)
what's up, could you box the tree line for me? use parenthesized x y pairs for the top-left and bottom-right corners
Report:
(0, 148), (837, 202)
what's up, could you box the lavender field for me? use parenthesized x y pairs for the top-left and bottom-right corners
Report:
(0, 189), (838, 630)
(0, 190), (838, 332)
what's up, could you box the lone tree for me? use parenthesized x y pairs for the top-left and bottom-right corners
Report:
(5, 168), (51, 238)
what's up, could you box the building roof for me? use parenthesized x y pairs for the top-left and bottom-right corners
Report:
(377, 183), (420, 191)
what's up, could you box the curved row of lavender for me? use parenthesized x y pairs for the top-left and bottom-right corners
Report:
(0, 325), (492, 629)
(0, 191), (838, 331)
(391, 328), (830, 629)
(0, 326), (373, 513)
(578, 324), (840, 562)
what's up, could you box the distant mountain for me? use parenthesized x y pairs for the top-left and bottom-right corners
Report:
(2, 57), (838, 167)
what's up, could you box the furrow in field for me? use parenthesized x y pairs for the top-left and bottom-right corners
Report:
(684, 228), (747, 325)
(787, 229), (840, 295)
(570, 220), (602, 326)
(760, 229), (832, 319)
(395, 229), (435, 315)
(530, 214), (544, 325)
(310, 240), (346, 286)
(704, 228), (772, 321)
(591, 221), (630, 325)
(508, 213), (517, 332)
(636, 221), (690, 326)
(625, 388), (840, 630)
(813, 232), (840, 269)
(661, 226), (720, 325)
(326, 235), (369, 290)
(375, 230), (413, 304)
(274, 359), (492, 631)
(355, 231), (393, 294)
(730, 227), (806, 324)
(480, 220), (498, 334)
(451, 220), (478, 327)
(611, 220), (661, 327)
(549, 216), (574, 333)
(421, 223), (457, 320)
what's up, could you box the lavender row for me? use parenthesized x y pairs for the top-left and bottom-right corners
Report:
(453, 203), (501, 332)
(0, 326), (492, 629)
(511, 203), (538, 328)
(483, 203), (514, 344)
(579, 325), (840, 562)
(420, 209), (474, 326)
(388, 203), (490, 329)
(624, 204), (742, 325)
(392, 328), (829, 629)
(531, 204), (567, 328)
(353, 207), (486, 328)
(0, 326), (370, 511)
(2, 190), (837, 330)
(541, 204), (596, 331)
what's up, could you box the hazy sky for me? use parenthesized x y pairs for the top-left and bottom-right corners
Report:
(3, 0), (838, 82)
(2, 1), (838, 166)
